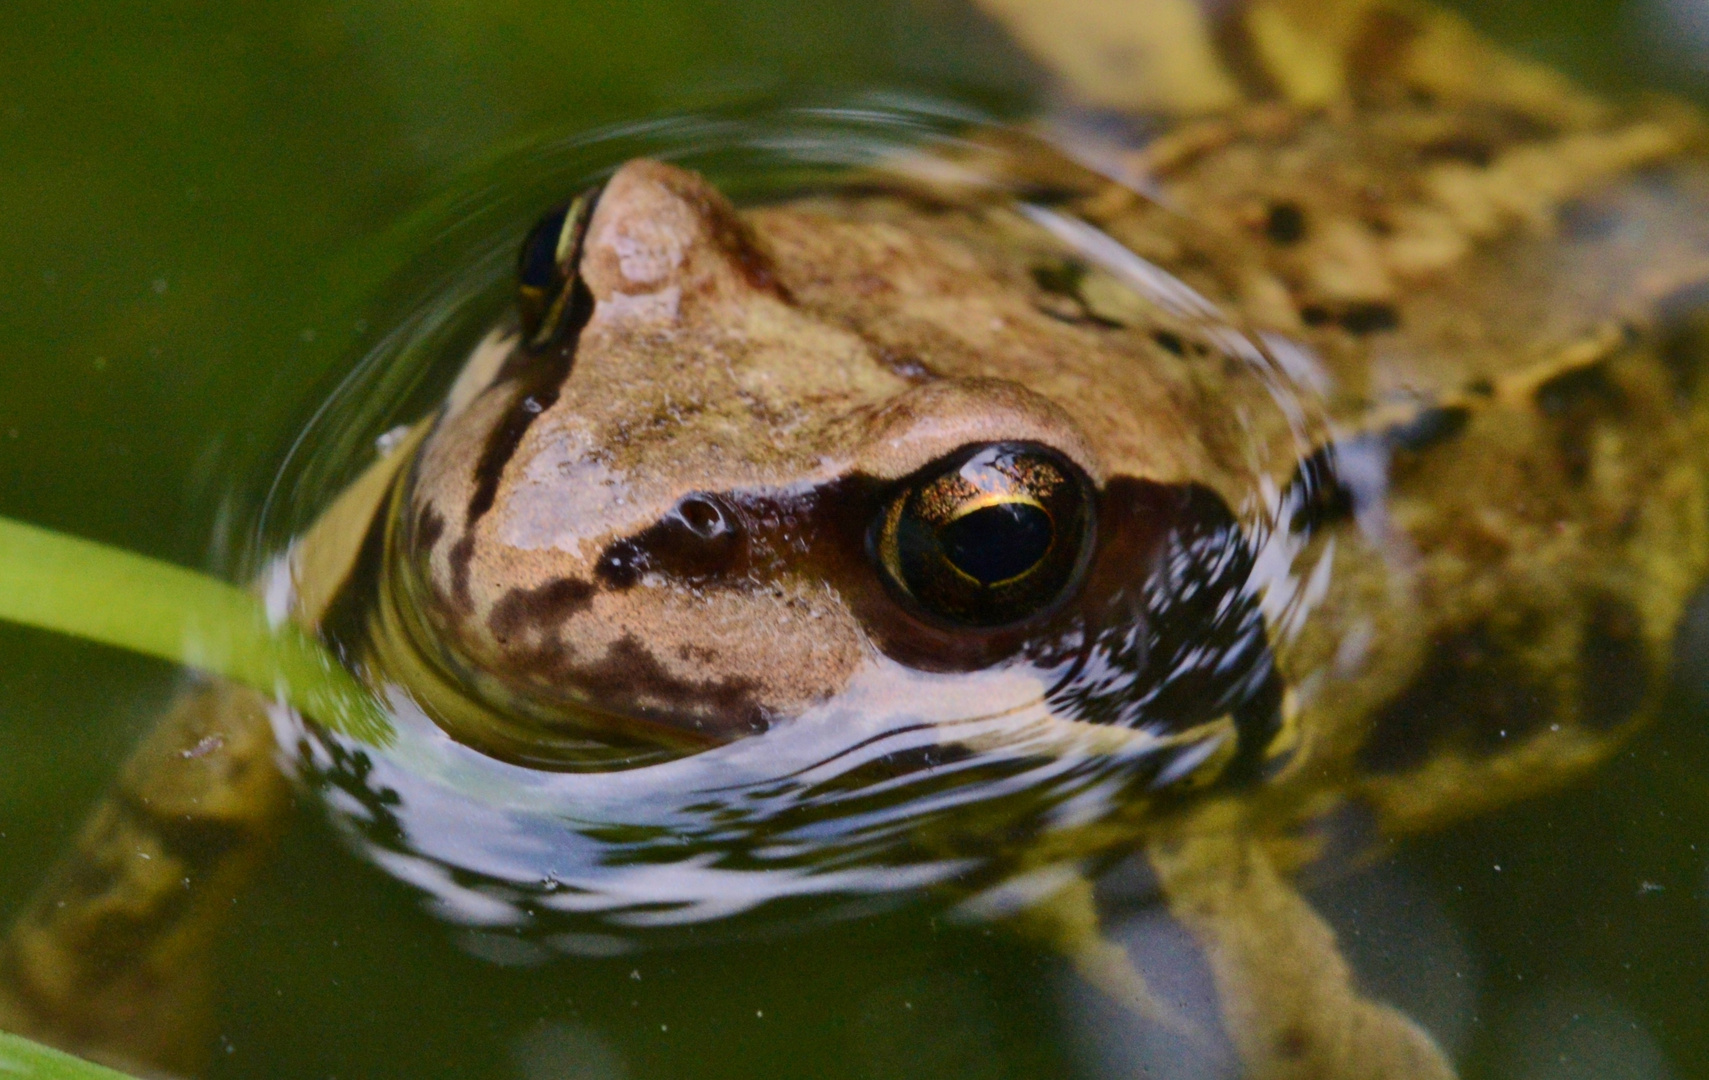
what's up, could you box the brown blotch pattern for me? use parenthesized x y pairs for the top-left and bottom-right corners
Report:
(1534, 360), (1626, 485)
(1359, 624), (1554, 774)
(488, 577), (597, 644)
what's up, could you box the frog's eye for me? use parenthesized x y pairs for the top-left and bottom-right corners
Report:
(516, 188), (599, 349)
(874, 443), (1094, 628)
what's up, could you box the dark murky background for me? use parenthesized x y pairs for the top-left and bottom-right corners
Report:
(2, 1), (1708, 1077)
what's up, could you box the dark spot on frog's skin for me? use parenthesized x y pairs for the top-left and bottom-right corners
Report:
(1264, 201), (1308, 245)
(677, 643), (720, 664)
(1580, 596), (1649, 731)
(1275, 1027), (1311, 1060)
(1011, 182), (1092, 207)
(488, 577), (596, 643)
(1031, 260), (1125, 328)
(595, 538), (643, 590)
(1535, 360), (1622, 417)
(1338, 301), (1401, 336)
(1360, 623), (1554, 774)
(1655, 280), (1709, 401)
(448, 534), (477, 613)
(414, 505), (445, 554)
(1032, 260), (1087, 299)
(1534, 361), (1625, 485)
(1418, 135), (1495, 167)
(1301, 301), (1400, 335)
(1151, 329), (1187, 356)
(1465, 377), (1496, 398)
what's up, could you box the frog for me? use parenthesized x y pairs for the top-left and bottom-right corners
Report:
(5, 0), (1709, 1077)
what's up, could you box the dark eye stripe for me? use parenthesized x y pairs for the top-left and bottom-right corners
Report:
(464, 184), (606, 528)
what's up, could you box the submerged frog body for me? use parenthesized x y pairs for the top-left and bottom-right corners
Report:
(6, 1), (1709, 1077)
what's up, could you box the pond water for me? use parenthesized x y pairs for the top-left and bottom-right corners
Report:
(3, 1), (1709, 1078)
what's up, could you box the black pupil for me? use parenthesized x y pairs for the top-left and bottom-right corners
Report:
(938, 502), (1054, 586)
(519, 205), (570, 290)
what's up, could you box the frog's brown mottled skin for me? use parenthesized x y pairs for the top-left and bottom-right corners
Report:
(405, 159), (1270, 740)
(7, 1), (1709, 1076)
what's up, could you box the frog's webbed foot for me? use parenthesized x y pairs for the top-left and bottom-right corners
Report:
(0, 679), (290, 1078)
(1147, 807), (1456, 1080)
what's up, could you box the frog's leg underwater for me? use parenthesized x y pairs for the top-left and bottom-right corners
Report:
(0, 681), (288, 1078)
(1006, 782), (1455, 1079)
(1145, 804), (1455, 1080)
(0, 418), (436, 1077)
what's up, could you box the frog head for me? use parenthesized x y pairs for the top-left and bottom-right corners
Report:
(393, 160), (1281, 769)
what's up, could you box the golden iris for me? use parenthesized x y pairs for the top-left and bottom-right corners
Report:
(875, 443), (1094, 627)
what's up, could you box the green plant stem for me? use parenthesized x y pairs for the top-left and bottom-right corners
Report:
(0, 1031), (141, 1080)
(0, 515), (390, 744)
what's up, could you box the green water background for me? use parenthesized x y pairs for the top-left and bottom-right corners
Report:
(2, 1), (1707, 1077)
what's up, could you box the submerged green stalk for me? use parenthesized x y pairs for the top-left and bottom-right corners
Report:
(0, 1032), (141, 1080)
(0, 515), (390, 745)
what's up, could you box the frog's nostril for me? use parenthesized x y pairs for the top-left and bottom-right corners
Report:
(675, 494), (733, 540)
